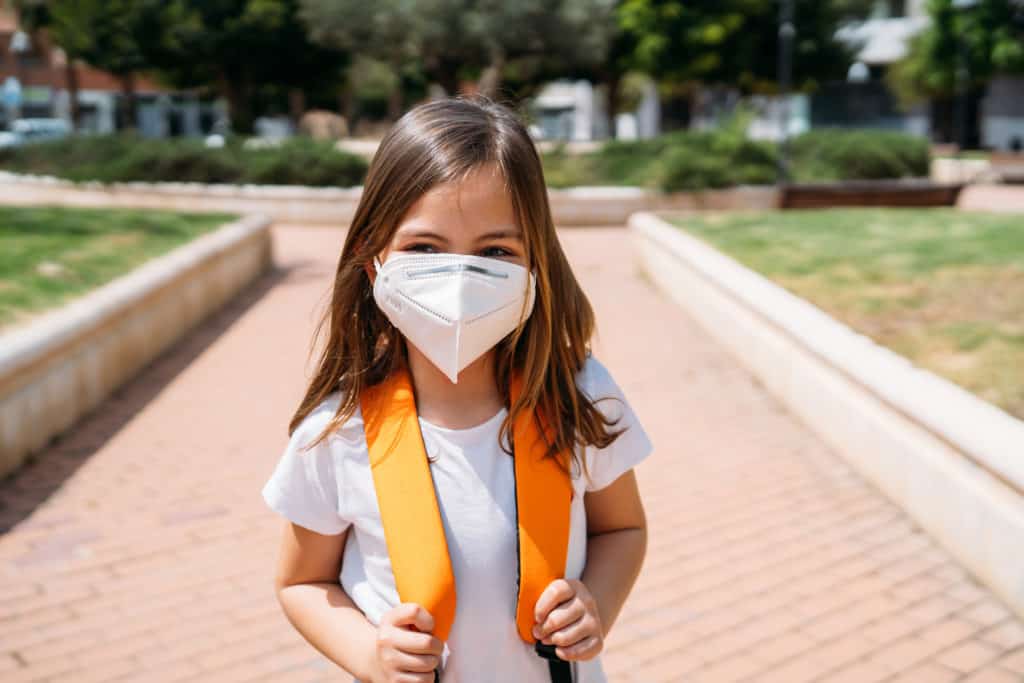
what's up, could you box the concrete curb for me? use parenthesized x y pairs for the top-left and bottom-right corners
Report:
(0, 213), (273, 478)
(956, 184), (1024, 214)
(0, 171), (779, 226)
(629, 210), (1024, 619)
(0, 171), (362, 225)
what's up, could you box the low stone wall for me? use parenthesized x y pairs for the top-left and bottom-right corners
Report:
(630, 210), (1024, 620)
(956, 184), (1024, 213)
(0, 171), (779, 226)
(0, 214), (273, 478)
(547, 185), (780, 224)
(931, 158), (996, 184)
(0, 171), (363, 224)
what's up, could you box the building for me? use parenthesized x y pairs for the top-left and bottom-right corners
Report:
(831, 0), (1024, 149)
(0, 5), (222, 137)
(530, 78), (660, 142)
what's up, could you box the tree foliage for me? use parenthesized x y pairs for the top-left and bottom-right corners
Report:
(888, 0), (1024, 104)
(616, 0), (873, 94)
(133, 0), (349, 133)
(15, 0), (150, 128)
(298, 0), (618, 105)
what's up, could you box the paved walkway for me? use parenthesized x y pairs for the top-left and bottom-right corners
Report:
(2, 223), (1023, 683)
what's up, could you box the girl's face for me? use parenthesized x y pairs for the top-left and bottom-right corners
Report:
(379, 162), (526, 267)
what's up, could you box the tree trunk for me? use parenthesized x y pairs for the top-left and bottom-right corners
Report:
(119, 72), (137, 131)
(605, 73), (622, 140)
(387, 86), (402, 121)
(218, 69), (253, 135)
(931, 96), (955, 144)
(436, 69), (459, 96)
(965, 84), (985, 150)
(387, 59), (403, 121)
(65, 59), (80, 132)
(658, 87), (693, 133)
(288, 88), (306, 127)
(477, 49), (506, 99)
(338, 86), (355, 134)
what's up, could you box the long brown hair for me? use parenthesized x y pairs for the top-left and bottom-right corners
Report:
(290, 94), (622, 479)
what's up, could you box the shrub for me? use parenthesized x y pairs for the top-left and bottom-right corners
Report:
(0, 133), (368, 187)
(652, 126), (779, 191)
(539, 125), (931, 190)
(242, 137), (368, 186)
(789, 128), (930, 181)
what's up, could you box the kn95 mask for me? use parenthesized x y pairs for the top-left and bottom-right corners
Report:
(372, 251), (537, 383)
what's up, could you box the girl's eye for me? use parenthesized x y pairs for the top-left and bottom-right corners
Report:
(405, 243), (438, 253)
(481, 246), (513, 258)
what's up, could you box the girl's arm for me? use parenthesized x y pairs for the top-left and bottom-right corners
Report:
(580, 469), (648, 638)
(272, 522), (379, 681)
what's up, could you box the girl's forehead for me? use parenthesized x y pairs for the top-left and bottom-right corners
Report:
(396, 166), (520, 238)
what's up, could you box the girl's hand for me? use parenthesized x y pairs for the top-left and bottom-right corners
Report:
(370, 602), (444, 683)
(532, 578), (605, 662)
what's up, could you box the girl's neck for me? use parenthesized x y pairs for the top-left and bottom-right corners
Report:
(405, 345), (504, 430)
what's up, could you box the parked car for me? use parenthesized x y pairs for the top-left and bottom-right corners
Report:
(0, 118), (71, 148)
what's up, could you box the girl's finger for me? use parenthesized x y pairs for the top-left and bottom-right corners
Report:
(537, 596), (586, 639)
(391, 628), (444, 656)
(557, 634), (600, 661)
(533, 578), (575, 624)
(385, 647), (440, 674)
(547, 613), (593, 648)
(394, 672), (437, 683)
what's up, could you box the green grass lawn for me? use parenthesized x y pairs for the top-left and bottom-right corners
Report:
(669, 208), (1024, 420)
(0, 206), (238, 331)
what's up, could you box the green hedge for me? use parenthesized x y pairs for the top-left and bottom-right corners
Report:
(542, 127), (931, 191)
(0, 127), (930, 191)
(0, 133), (368, 187)
(788, 129), (931, 182)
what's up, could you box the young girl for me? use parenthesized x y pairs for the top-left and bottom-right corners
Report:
(261, 95), (653, 683)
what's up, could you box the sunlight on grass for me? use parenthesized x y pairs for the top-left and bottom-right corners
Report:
(670, 208), (1024, 419)
(0, 206), (237, 331)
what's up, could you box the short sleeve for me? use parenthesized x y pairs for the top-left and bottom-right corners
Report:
(577, 355), (654, 492)
(261, 404), (350, 536)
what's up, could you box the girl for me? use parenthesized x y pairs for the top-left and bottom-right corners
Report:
(261, 95), (653, 683)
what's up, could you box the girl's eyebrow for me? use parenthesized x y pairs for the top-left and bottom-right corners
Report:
(476, 229), (523, 241)
(397, 229), (449, 242)
(396, 228), (522, 242)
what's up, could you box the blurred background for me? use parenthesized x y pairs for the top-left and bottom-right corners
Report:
(3, 2), (1024, 682)
(0, 0), (1019, 177)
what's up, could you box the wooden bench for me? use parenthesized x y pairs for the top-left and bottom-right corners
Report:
(779, 180), (963, 209)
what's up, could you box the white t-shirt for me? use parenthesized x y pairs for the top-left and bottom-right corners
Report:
(261, 355), (653, 683)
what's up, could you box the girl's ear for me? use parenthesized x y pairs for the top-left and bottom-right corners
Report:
(364, 249), (385, 285)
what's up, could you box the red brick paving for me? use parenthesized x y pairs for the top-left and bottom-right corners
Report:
(2, 223), (1023, 682)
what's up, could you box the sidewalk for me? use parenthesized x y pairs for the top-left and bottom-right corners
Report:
(2, 223), (1022, 682)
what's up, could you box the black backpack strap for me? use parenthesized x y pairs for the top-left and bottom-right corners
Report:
(536, 642), (574, 682)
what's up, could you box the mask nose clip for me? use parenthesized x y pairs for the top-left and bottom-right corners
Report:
(372, 252), (537, 384)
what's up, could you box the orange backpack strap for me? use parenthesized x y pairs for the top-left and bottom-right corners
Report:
(509, 373), (573, 645)
(360, 366), (573, 656)
(360, 365), (458, 643)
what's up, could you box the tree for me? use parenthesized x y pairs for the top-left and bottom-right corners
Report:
(138, 0), (349, 134)
(299, 0), (618, 113)
(74, 0), (148, 130)
(298, 1), (428, 121)
(616, 0), (873, 123)
(13, 0), (93, 131)
(888, 0), (1024, 144)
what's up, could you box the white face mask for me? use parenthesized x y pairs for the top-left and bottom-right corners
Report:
(372, 251), (537, 383)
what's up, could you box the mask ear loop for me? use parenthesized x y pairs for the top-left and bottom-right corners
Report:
(518, 269), (538, 327)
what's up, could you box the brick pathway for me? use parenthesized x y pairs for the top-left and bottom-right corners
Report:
(2, 223), (1023, 682)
